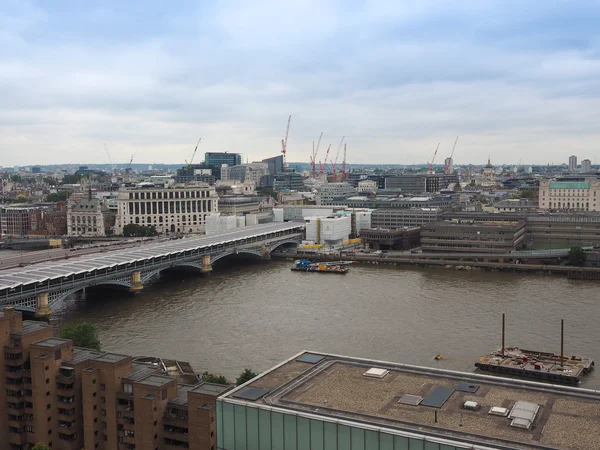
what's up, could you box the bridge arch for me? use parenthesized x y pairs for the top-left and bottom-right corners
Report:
(211, 248), (264, 264)
(269, 239), (300, 252)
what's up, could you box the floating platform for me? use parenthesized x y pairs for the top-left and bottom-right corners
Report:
(475, 347), (595, 385)
(290, 266), (348, 274)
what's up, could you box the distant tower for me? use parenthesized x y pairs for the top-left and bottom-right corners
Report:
(444, 157), (454, 175)
(483, 156), (495, 181)
(581, 159), (592, 173)
(569, 155), (578, 172)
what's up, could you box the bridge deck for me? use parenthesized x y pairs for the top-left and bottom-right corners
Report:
(0, 223), (303, 290)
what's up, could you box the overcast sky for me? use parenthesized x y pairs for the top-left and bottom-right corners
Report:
(2, 1), (600, 167)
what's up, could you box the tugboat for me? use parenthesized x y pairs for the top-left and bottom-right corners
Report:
(475, 314), (594, 385)
(291, 259), (349, 274)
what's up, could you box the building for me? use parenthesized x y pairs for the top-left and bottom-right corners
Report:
(360, 227), (421, 250)
(492, 199), (538, 212)
(483, 156), (496, 181)
(371, 208), (441, 229)
(444, 157), (454, 174)
(217, 350), (600, 450)
(421, 219), (526, 253)
(539, 178), (600, 211)
(114, 184), (218, 234)
(67, 192), (108, 237)
(205, 152), (241, 169)
(384, 174), (459, 193)
(569, 155), (578, 172)
(581, 159), (593, 173)
(0, 307), (227, 450)
(262, 155), (284, 176)
(328, 195), (457, 210)
(0, 206), (35, 236)
(226, 163), (269, 186)
(29, 204), (68, 236)
(272, 172), (304, 192)
(356, 180), (378, 193)
(305, 215), (351, 247)
(315, 182), (356, 205)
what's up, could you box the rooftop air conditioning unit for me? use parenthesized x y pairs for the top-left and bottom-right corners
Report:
(363, 368), (389, 379)
(463, 401), (480, 411)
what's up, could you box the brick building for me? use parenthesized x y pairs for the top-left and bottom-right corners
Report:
(1, 307), (227, 450)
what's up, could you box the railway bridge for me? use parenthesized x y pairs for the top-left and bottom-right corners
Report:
(0, 223), (304, 316)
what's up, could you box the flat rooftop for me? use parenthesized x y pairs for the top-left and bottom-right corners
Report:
(12, 320), (51, 336)
(137, 374), (173, 387)
(221, 352), (600, 450)
(33, 337), (71, 348)
(191, 382), (230, 397)
(91, 352), (130, 364)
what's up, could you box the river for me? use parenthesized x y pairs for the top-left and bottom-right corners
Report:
(49, 258), (600, 388)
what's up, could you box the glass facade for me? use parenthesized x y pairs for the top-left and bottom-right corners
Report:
(217, 401), (472, 450)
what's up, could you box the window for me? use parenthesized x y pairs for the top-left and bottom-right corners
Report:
(100, 384), (105, 391)
(93, 392), (97, 397)
(45, 366), (49, 371)
(47, 404), (51, 409)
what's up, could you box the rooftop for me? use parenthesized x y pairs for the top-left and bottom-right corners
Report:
(220, 351), (600, 450)
(12, 320), (51, 336)
(91, 352), (130, 364)
(33, 337), (71, 348)
(136, 374), (173, 387)
(191, 382), (230, 397)
(67, 347), (106, 365)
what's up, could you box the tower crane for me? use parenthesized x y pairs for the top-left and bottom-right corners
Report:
(321, 144), (331, 175)
(341, 143), (347, 181)
(281, 115), (291, 172)
(187, 138), (201, 168)
(104, 143), (116, 175)
(333, 136), (345, 181)
(310, 132), (323, 178)
(444, 136), (459, 174)
(428, 143), (440, 174)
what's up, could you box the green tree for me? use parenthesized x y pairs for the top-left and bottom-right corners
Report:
(46, 191), (70, 202)
(236, 368), (258, 386)
(123, 224), (158, 237)
(568, 246), (585, 266)
(32, 444), (51, 450)
(61, 174), (84, 184)
(59, 322), (101, 350)
(10, 174), (24, 183)
(201, 371), (228, 385)
(257, 188), (276, 198)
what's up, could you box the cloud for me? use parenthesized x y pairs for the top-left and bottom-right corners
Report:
(1, 0), (600, 166)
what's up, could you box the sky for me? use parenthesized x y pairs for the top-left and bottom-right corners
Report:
(2, 1), (600, 167)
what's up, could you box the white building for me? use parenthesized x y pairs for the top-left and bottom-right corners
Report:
(114, 184), (218, 234)
(539, 178), (600, 211)
(581, 159), (592, 173)
(316, 182), (356, 205)
(227, 163), (269, 185)
(569, 155), (578, 172)
(305, 215), (351, 247)
(67, 195), (106, 236)
(357, 180), (378, 193)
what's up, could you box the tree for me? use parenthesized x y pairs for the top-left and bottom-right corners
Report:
(61, 174), (84, 185)
(123, 224), (158, 237)
(10, 174), (24, 183)
(201, 371), (228, 385)
(32, 444), (51, 450)
(236, 368), (258, 386)
(46, 191), (70, 202)
(59, 322), (101, 350)
(568, 246), (585, 266)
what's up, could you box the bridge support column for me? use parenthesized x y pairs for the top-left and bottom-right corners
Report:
(35, 293), (52, 318)
(130, 271), (143, 293)
(201, 255), (212, 273)
(261, 245), (271, 260)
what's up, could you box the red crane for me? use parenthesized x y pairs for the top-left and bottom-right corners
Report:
(310, 132), (323, 178)
(341, 143), (347, 181)
(330, 159), (337, 181)
(428, 143), (440, 174)
(281, 115), (291, 172)
(320, 144), (331, 175)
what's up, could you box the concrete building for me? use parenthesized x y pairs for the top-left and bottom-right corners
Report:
(384, 174), (459, 193)
(371, 208), (441, 229)
(492, 199), (538, 212)
(444, 156), (454, 174)
(569, 155), (578, 172)
(316, 182), (356, 205)
(539, 178), (600, 211)
(217, 350), (600, 450)
(262, 155), (284, 176)
(67, 192), (107, 237)
(272, 172), (304, 192)
(226, 163), (269, 186)
(114, 184), (218, 234)
(0, 206), (36, 236)
(0, 307), (227, 450)
(205, 152), (241, 170)
(581, 159), (593, 173)
(305, 215), (351, 247)
(328, 195), (457, 210)
(356, 180), (378, 193)
(360, 227), (421, 250)
(421, 219), (526, 253)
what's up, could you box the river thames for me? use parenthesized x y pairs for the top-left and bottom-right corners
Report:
(50, 259), (599, 387)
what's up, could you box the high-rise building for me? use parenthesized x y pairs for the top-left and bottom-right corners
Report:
(581, 159), (592, 173)
(262, 155), (284, 175)
(569, 155), (578, 172)
(0, 307), (227, 450)
(204, 152), (241, 169)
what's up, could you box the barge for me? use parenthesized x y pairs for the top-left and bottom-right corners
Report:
(291, 259), (349, 274)
(475, 315), (594, 385)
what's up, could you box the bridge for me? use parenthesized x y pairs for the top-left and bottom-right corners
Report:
(0, 223), (304, 316)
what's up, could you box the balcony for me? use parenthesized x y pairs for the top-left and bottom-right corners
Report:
(164, 429), (189, 442)
(56, 386), (74, 397)
(56, 373), (75, 385)
(58, 410), (77, 422)
(4, 345), (23, 354)
(58, 422), (77, 434)
(5, 357), (24, 367)
(57, 395), (76, 405)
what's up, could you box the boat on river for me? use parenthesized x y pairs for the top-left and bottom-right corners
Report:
(291, 259), (349, 274)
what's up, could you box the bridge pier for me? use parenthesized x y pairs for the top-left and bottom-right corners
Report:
(201, 255), (212, 273)
(261, 245), (271, 260)
(35, 293), (52, 318)
(130, 271), (144, 293)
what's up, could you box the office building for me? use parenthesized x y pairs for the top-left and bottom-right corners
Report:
(421, 219), (526, 253)
(305, 215), (351, 247)
(226, 163), (269, 186)
(67, 191), (108, 237)
(0, 307), (226, 450)
(262, 155), (284, 176)
(356, 180), (378, 193)
(384, 174), (459, 193)
(360, 227), (421, 250)
(539, 178), (600, 212)
(205, 152), (241, 169)
(315, 182), (356, 205)
(272, 172), (304, 192)
(328, 195), (457, 210)
(0, 206), (35, 236)
(444, 157), (454, 174)
(217, 350), (600, 450)
(569, 155), (578, 172)
(371, 208), (441, 229)
(581, 159), (593, 173)
(114, 184), (218, 234)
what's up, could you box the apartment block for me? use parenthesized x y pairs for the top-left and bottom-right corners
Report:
(1, 307), (227, 450)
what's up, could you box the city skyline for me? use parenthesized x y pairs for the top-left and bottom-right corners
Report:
(2, 1), (600, 166)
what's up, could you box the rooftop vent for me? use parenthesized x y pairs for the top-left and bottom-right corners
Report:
(363, 367), (389, 379)
(508, 401), (540, 430)
(398, 394), (422, 406)
(463, 401), (480, 411)
(489, 406), (509, 417)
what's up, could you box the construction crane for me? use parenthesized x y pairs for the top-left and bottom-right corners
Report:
(186, 138), (201, 168)
(281, 115), (291, 172)
(104, 143), (116, 175)
(332, 136), (345, 181)
(321, 144), (331, 176)
(330, 159), (337, 181)
(444, 136), (459, 174)
(310, 132), (323, 178)
(341, 143), (347, 181)
(428, 143), (440, 174)
(128, 152), (136, 170)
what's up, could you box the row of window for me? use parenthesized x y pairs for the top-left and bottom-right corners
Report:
(128, 190), (211, 200)
(126, 200), (214, 215)
(71, 215), (98, 224)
